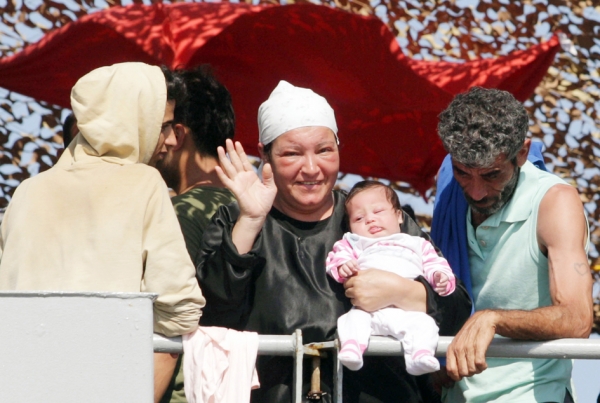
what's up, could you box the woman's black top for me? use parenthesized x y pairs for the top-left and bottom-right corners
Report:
(196, 190), (471, 403)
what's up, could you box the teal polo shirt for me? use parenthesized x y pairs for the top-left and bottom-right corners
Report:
(443, 161), (578, 403)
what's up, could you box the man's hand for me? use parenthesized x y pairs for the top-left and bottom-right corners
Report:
(338, 260), (359, 278)
(445, 310), (498, 381)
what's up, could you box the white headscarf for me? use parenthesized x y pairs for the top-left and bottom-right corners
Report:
(257, 80), (338, 145)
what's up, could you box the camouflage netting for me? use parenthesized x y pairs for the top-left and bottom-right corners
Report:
(1, 0), (599, 330)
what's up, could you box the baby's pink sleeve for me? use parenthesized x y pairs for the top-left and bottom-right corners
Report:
(326, 238), (356, 283)
(420, 239), (456, 296)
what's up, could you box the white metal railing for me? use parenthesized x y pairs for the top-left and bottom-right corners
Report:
(153, 332), (600, 403)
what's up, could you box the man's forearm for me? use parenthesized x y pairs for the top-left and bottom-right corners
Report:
(491, 303), (592, 340)
(445, 302), (591, 381)
(154, 352), (178, 403)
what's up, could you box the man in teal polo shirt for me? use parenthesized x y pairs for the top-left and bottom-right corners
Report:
(436, 87), (593, 403)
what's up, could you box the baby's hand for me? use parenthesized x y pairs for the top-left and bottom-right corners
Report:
(338, 260), (359, 278)
(433, 271), (449, 294)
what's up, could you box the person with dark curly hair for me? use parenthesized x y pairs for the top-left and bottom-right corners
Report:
(434, 87), (593, 403)
(149, 65), (236, 261)
(148, 65), (237, 403)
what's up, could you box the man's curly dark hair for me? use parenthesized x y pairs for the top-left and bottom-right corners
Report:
(437, 87), (528, 167)
(161, 65), (187, 111)
(173, 65), (235, 158)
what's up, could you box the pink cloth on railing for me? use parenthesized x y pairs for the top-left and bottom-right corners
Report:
(182, 327), (260, 403)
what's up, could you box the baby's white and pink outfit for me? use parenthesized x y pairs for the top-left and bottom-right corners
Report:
(326, 232), (456, 375)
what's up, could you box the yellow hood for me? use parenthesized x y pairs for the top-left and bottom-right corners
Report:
(62, 62), (166, 165)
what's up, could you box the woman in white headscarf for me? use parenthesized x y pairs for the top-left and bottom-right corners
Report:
(197, 81), (471, 403)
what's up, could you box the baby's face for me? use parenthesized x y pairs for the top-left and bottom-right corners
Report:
(347, 187), (402, 238)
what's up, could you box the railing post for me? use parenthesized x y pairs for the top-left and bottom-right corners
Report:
(334, 337), (343, 403)
(293, 329), (303, 403)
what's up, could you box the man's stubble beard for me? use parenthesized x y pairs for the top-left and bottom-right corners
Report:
(154, 158), (181, 193)
(464, 166), (520, 217)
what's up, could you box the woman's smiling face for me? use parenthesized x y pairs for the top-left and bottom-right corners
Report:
(264, 126), (339, 221)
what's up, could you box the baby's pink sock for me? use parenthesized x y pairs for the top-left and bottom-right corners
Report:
(338, 340), (366, 371)
(405, 349), (439, 376)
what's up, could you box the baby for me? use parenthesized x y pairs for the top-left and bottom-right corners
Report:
(326, 180), (455, 375)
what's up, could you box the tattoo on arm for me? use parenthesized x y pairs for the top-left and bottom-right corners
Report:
(573, 262), (589, 276)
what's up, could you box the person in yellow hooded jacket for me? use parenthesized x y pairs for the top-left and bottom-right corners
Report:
(0, 62), (205, 402)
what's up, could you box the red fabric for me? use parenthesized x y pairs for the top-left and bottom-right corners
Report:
(0, 3), (559, 192)
(407, 35), (560, 102)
